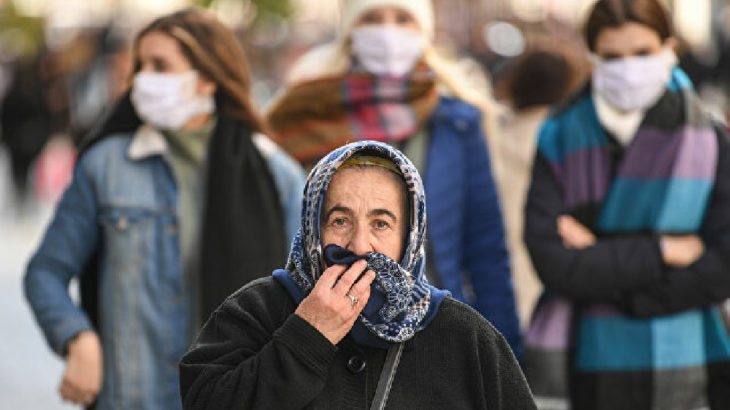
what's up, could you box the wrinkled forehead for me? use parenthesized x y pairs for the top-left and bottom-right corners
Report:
(304, 143), (421, 238)
(317, 154), (406, 217)
(320, 164), (407, 216)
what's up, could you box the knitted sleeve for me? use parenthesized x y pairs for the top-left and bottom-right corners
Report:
(179, 279), (337, 410)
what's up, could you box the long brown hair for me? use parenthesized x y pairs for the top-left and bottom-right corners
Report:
(132, 8), (265, 132)
(585, 0), (672, 51)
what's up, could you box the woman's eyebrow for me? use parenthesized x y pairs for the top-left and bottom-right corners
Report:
(324, 205), (353, 221)
(368, 209), (397, 221)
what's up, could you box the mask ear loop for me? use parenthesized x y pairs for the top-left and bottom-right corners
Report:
(588, 53), (603, 67)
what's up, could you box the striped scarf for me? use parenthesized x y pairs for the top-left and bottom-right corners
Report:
(533, 69), (730, 409)
(266, 64), (438, 165)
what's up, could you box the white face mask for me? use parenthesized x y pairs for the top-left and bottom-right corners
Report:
(130, 70), (215, 130)
(350, 25), (426, 77)
(591, 47), (677, 112)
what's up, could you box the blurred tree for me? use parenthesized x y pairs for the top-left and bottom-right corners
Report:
(0, 2), (45, 59)
(193, 0), (295, 24)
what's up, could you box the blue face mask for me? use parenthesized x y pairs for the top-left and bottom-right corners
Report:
(323, 243), (425, 331)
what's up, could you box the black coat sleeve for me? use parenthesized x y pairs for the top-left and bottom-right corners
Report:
(620, 127), (730, 317)
(179, 280), (337, 410)
(524, 154), (665, 303)
(480, 320), (538, 410)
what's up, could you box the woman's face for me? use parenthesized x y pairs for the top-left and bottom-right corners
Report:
(321, 166), (406, 261)
(136, 31), (216, 96)
(593, 22), (673, 60)
(355, 6), (421, 32)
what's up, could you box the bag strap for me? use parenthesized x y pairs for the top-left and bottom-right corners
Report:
(370, 343), (404, 410)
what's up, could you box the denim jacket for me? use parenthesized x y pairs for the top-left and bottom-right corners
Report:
(23, 128), (305, 410)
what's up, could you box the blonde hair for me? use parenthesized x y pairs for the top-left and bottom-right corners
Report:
(282, 41), (500, 140)
(273, 0), (503, 172)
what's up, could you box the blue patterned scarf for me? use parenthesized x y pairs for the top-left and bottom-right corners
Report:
(534, 68), (730, 409)
(273, 141), (448, 347)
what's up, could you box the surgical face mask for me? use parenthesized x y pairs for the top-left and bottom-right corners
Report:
(350, 25), (426, 77)
(131, 70), (215, 130)
(591, 47), (677, 112)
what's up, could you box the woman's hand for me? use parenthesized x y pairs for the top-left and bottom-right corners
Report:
(557, 215), (597, 249)
(660, 235), (705, 267)
(60, 331), (103, 406)
(295, 259), (376, 345)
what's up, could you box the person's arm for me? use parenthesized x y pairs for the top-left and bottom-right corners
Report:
(462, 118), (522, 357)
(524, 153), (665, 303)
(24, 155), (100, 355)
(620, 128), (730, 316)
(180, 301), (336, 410)
(23, 153), (103, 405)
(478, 319), (537, 410)
(180, 263), (375, 410)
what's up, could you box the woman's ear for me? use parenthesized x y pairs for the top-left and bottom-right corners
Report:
(665, 36), (678, 53)
(197, 74), (217, 96)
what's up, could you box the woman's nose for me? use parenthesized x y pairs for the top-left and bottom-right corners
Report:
(347, 226), (374, 256)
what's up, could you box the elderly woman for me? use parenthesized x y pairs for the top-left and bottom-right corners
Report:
(179, 141), (535, 409)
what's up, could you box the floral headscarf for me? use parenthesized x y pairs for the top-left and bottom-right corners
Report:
(273, 141), (448, 347)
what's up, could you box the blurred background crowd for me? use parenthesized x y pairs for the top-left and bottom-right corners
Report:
(3, 0), (730, 208)
(4, 0), (730, 205)
(2, 0), (730, 408)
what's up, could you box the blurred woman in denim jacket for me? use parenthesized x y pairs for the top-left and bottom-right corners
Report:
(23, 8), (304, 410)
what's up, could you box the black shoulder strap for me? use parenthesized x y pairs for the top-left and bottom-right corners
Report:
(370, 343), (404, 410)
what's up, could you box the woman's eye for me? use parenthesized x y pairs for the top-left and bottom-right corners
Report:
(360, 12), (383, 24)
(152, 58), (169, 72)
(374, 220), (390, 230)
(396, 12), (414, 25)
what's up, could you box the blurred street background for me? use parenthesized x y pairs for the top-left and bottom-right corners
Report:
(2, 0), (730, 407)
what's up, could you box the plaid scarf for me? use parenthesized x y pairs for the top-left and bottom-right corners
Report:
(531, 69), (730, 409)
(266, 64), (438, 165)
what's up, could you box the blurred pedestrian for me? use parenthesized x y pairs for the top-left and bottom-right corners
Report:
(266, 0), (521, 358)
(0, 56), (54, 205)
(179, 141), (536, 410)
(495, 47), (582, 327)
(524, 0), (730, 408)
(24, 8), (305, 410)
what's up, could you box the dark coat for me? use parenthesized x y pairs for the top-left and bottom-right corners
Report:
(179, 277), (536, 410)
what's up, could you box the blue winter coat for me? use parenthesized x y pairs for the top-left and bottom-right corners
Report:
(424, 97), (521, 357)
